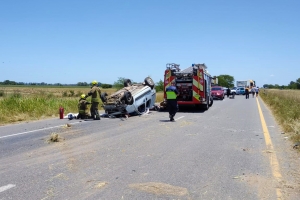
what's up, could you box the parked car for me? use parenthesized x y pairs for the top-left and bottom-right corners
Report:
(211, 86), (224, 100)
(101, 77), (156, 117)
(236, 87), (245, 95)
(230, 87), (237, 95)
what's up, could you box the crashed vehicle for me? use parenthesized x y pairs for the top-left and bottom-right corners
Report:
(100, 77), (156, 117)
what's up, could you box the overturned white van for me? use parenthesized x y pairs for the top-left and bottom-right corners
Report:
(101, 77), (156, 117)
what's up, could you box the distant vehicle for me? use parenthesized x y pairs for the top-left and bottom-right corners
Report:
(101, 77), (156, 117)
(236, 80), (247, 88)
(211, 86), (225, 100)
(236, 87), (245, 95)
(230, 87), (237, 95)
(236, 80), (255, 91)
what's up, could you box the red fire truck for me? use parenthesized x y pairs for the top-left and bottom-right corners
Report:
(163, 63), (215, 110)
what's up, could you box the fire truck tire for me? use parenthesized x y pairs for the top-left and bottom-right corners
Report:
(124, 79), (132, 87)
(100, 92), (108, 103)
(144, 77), (155, 89)
(203, 97), (209, 110)
(209, 96), (213, 107)
(123, 91), (134, 105)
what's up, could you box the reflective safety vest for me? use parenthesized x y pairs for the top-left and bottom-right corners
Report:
(166, 91), (177, 99)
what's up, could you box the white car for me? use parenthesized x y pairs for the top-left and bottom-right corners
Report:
(230, 87), (237, 95)
(101, 77), (156, 117)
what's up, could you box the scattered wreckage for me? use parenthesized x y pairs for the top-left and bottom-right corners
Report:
(100, 77), (156, 117)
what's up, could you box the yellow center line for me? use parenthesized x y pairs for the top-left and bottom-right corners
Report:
(256, 98), (282, 199)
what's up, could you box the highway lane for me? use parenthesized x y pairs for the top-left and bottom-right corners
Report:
(0, 95), (300, 199)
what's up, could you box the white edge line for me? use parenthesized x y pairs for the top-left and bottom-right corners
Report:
(0, 122), (81, 139)
(0, 184), (16, 193)
(175, 116), (185, 121)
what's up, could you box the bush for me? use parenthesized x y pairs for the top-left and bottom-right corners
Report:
(62, 91), (68, 97)
(0, 90), (5, 97)
(69, 90), (75, 97)
(101, 84), (112, 88)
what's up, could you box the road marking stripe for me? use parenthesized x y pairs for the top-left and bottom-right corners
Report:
(0, 184), (16, 193)
(0, 122), (81, 139)
(256, 98), (282, 198)
(176, 116), (185, 121)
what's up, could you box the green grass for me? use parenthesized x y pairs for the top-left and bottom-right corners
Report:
(0, 94), (79, 125)
(260, 89), (300, 145)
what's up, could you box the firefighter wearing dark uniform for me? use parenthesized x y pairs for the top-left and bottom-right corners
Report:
(77, 94), (91, 119)
(87, 80), (101, 120)
(166, 80), (179, 121)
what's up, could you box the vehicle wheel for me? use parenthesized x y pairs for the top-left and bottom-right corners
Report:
(123, 91), (134, 105)
(124, 79), (132, 87)
(100, 92), (108, 103)
(232, 92), (236, 95)
(144, 77), (155, 89)
(201, 97), (209, 110)
(209, 96), (213, 107)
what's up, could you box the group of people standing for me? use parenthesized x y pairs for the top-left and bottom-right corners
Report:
(77, 80), (102, 120)
(245, 85), (259, 99)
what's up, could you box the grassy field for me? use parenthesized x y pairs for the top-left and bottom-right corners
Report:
(259, 89), (300, 145)
(0, 86), (164, 125)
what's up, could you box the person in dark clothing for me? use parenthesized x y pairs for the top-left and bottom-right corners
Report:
(226, 88), (231, 98)
(166, 80), (179, 121)
(245, 86), (250, 99)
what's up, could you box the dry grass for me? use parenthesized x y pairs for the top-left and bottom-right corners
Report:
(260, 89), (300, 145)
(156, 91), (164, 103)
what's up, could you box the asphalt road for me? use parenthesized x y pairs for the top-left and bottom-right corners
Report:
(1, 95), (300, 200)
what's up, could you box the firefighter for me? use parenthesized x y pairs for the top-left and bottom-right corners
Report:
(86, 80), (101, 120)
(166, 80), (179, 121)
(77, 94), (91, 119)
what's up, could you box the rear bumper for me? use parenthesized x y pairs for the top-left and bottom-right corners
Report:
(103, 104), (127, 114)
(211, 94), (223, 99)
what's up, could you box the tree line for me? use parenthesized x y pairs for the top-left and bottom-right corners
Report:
(0, 80), (113, 88)
(216, 76), (300, 90)
(263, 78), (300, 89)
(2, 76), (299, 91)
(0, 78), (164, 91)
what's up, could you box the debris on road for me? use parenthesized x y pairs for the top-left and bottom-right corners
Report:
(129, 182), (188, 196)
(293, 142), (300, 149)
(47, 133), (63, 143)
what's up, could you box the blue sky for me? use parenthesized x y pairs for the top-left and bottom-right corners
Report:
(1, 0), (299, 87)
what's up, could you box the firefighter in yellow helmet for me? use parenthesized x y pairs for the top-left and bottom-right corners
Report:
(77, 94), (91, 119)
(86, 80), (102, 120)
